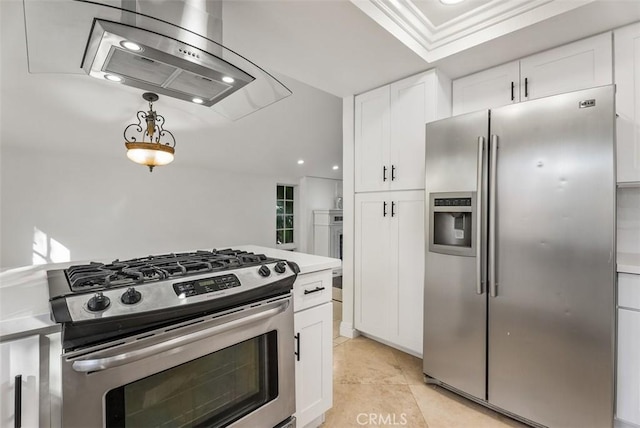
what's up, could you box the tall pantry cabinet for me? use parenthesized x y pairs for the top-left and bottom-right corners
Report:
(353, 69), (451, 355)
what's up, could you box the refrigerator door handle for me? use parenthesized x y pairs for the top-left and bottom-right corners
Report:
(476, 136), (485, 295)
(489, 134), (498, 297)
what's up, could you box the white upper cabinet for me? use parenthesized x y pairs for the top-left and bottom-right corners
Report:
(354, 86), (390, 193)
(520, 32), (612, 101)
(452, 61), (520, 115)
(355, 70), (451, 193)
(452, 32), (613, 115)
(615, 22), (640, 184)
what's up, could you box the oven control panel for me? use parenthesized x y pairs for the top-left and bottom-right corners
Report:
(173, 274), (241, 297)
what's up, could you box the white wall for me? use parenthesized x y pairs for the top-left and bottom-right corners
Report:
(340, 95), (356, 338)
(0, 0), (344, 270)
(618, 187), (640, 254)
(297, 176), (343, 254)
(0, 145), (296, 269)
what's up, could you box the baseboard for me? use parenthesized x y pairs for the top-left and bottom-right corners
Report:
(357, 331), (422, 358)
(302, 413), (325, 428)
(616, 418), (640, 428)
(339, 321), (359, 339)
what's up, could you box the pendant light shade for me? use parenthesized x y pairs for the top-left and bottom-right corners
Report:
(124, 92), (176, 172)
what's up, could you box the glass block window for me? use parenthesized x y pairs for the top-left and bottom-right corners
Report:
(276, 185), (294, 245)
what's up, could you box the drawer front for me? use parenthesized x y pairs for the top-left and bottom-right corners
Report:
(293, 270), (332, 312)
(619, 273), (640, 311)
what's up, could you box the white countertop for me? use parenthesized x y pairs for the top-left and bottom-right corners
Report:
(235, 245), (341, 274)
(0, 247), (341, 342)
(0, 263), (70, 342)
(618, 253), (640, 275)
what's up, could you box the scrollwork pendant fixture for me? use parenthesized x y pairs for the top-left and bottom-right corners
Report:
(124, 92), (176, 172)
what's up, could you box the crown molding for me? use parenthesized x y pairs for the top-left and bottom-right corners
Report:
(350, 0), (595, 62)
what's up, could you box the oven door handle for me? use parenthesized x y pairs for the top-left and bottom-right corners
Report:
(71, 300), (289, 373)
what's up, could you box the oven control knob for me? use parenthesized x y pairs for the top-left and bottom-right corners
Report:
(258, 265), (271, 277)
(87, 292), (110, 312)
(121, 287), (142, 305)
(274, 261), (287, 274)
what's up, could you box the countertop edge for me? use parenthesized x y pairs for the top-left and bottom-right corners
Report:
(0, 313), (59, 343)
(234, 245), (342, 274)
(618, 253), (640, 275)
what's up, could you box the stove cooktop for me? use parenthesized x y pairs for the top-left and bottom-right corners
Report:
(59, 249), (279, 294)
(46, 249), (299, 350)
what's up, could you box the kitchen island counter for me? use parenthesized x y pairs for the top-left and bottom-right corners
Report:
(234, 245), (341, 274)
(0, 246), (340, 341)
(0, 263), (70, 342)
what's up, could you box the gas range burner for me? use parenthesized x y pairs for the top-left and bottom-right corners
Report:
(47, 248), (299, 350)
(64, 249), (274, 292)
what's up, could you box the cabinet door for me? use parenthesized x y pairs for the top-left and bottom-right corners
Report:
(354, 192), (395, 339)
(615, 22), (640, 183)
(294, 302), (332, 428)
(452, 61), (520, 115)
(355, 86), (390, 192)
(520, 32), (612, 101)
(618, 308), (640, 425)
(0, 336), (40, 428)
(389, 73), (433, 191)
(393, 191), (425, 355)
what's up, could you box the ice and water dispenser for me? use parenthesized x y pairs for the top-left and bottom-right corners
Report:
(428, 192), (476, 257)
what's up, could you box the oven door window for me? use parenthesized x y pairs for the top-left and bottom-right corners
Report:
(105, 331), (278, 427)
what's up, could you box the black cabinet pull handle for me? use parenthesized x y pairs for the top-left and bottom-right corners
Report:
(14, 375), (22, 428)
(524, 77), (529, 98)
(294, 333), (301, 361)
(383, 165), (387, 182)
(391, 165), (396, 181)
(391, 201), (396, 217)
(304, 286), (325, 295)
(510, 81), (515, 101)
(383, 201), (387, 217)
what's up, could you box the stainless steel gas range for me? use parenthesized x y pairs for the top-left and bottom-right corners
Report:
(46, 249), (298, 428)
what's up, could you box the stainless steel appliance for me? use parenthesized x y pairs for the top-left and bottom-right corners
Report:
(423, 86), (616, 427)
(23, 0), (292, 120)
(47, 249), (299, 428)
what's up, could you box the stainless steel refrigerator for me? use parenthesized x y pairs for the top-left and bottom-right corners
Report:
(423, 85), (615, 427)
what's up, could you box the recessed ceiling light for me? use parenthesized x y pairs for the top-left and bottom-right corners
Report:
(222, 76), (235, 84)
(332, 165), (339, 170)
(440, 0), (465, 4)
(192, 97), (204, 104)
(121, 41), (143, 51)
(104, 74), (123, 82)
(297, 160), (304, 165)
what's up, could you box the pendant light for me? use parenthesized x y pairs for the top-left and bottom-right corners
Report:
(124, 92), (176, 172)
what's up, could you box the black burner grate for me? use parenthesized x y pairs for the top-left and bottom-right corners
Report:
(64, 249), (273, 291)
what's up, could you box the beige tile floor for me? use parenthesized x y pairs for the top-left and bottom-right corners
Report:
(325, 299), (528, 428)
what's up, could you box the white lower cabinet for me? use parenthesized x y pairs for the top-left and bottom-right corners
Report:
(0, 335), (41, 428)
(618, 273), (640, 426)
(293, 270), (333, 428)
(354, 190), (425, 355)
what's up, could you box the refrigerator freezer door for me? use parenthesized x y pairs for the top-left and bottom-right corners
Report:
(423, 110), (488, 400)
(488, 86), (615, 427)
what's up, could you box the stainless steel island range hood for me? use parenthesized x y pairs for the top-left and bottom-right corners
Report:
(23, 0), (292, 120)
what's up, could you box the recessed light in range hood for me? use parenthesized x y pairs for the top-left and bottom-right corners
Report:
(83, 19), (255, 108)
(23, 0), (292, 120)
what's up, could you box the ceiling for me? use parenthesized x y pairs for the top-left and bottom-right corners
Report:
(2, 0), (640, 181)
(223, 0), (640, 96)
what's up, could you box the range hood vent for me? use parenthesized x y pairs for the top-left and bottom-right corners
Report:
(23, 0), (292, 120)
(83, 19), (254, 107)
